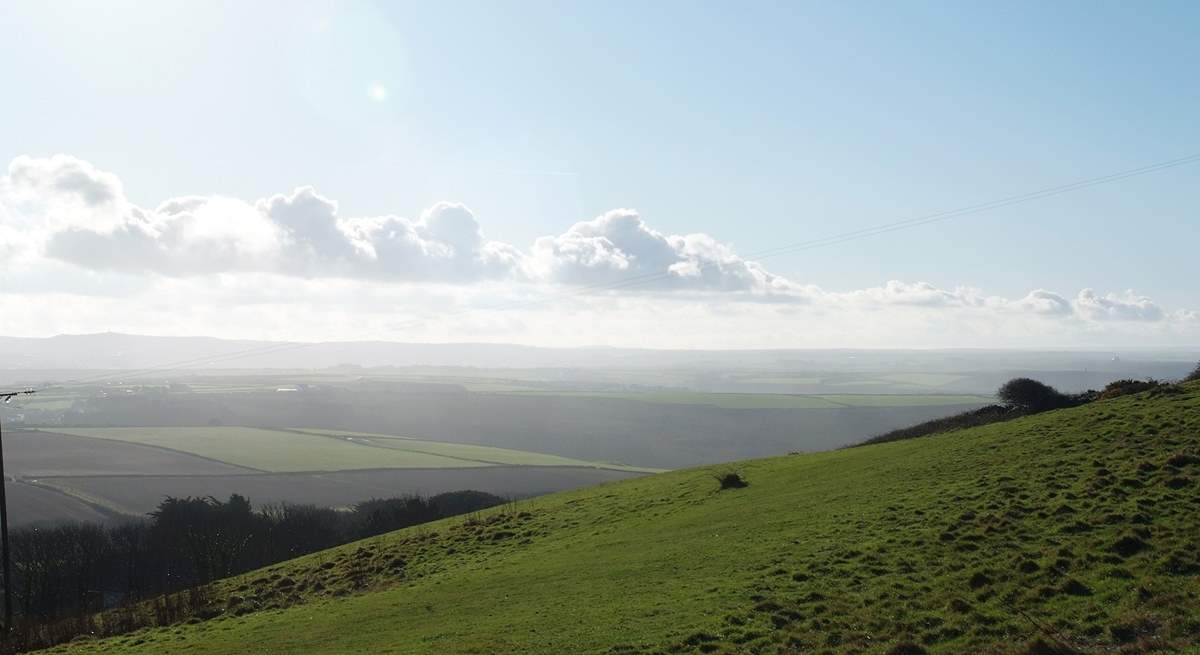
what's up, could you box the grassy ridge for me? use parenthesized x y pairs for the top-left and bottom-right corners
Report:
(52, 384), (1200, 654)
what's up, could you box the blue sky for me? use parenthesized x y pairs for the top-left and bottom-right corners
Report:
(0, 0), (1196, 346)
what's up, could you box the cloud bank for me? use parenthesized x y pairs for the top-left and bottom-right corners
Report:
(0, 155), (1195, 346)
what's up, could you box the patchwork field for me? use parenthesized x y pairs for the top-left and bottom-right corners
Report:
(5, 481), (114, 525)
(8, 427), (658, 525)
(52, 427), (652, 473)
(5, 429), (260, 526)
(35, 467), (644, 516)
(289, 429), (659, 471)
(7, 429), (250, 478)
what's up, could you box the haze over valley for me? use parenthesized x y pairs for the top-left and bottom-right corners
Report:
(2, 1), (1198, 653)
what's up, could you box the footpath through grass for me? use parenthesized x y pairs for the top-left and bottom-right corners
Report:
(51, 383), (1200, 655)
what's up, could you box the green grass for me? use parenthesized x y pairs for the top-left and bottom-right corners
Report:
(288, 429), (663, 473)
(52, 427), (490, 472)
(877, 373), (969, 387)
(53, 383), (1200, 655)
(734, 376), (824, 385)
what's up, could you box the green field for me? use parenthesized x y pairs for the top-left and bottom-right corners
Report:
(497, 389), (992, 409)
(19, 398), (77, 410)
(734, 376), (824, 385)
(289, 429), (662, 472)
(52, 427), (654, 473)
(876, 372), (969, 387)
(817, 393), (993, 407)
(496, 390), (847, 408)
(52, 383), (1200, 654)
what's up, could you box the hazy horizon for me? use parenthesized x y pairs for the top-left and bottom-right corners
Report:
(2, 1), (1197, 349)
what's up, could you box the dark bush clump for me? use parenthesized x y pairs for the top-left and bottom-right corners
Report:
(997, 378), (1074, 413)
(1185, 361), (1200, 383)
(1097, 378), (1163, 400)
(858, 376), (1094, 448)
(716, 472), (748, 490)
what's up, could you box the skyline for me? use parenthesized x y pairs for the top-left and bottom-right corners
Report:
(1, 0), (1197, 347)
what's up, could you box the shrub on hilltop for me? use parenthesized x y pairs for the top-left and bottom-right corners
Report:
(860, 376), (1085, 447)
(1097, 378), (1164, 401)
(996, 378), (1074, 413)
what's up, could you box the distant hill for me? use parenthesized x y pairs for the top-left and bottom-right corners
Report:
(50, 382), (1200, 654)
(2, 332), (1195, 392)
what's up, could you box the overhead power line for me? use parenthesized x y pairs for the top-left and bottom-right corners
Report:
(389, 150), (1200, 327)
(563, 151), (1200, 294)
(57, 342), (315, 386)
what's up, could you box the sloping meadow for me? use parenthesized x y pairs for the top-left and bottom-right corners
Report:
(46, 383), (1200, 655)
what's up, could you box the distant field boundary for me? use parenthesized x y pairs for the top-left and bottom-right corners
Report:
(286, 428), (664, 473)
(27, 428), (269, 473)
(18, 478), (132, 519)
(45, 426), (666, 475)
(490, 389), (994, 409)
(31, 464), (663, 479)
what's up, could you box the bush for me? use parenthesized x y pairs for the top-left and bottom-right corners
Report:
(997, 378), (1072, 413)
(858, 376), (1084, 448)
(716, 472), (748, 490)
(1185, 362), (1200, 383)
(1097, 378), (1163, 401)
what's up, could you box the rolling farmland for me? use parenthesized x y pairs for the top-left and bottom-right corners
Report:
(6, 427), (657, 525)
(33, 467), (641, 517)
(49, 382), (1200, 655)
(51, 427), (656, 473)
(53, 427), (492, 472)
(0, 366), (1024, 527)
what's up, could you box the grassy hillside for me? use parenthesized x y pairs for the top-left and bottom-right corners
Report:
(50, 383), (1200, 655)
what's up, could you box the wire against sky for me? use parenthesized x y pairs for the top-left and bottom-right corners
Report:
(394, 149), (1200, 323)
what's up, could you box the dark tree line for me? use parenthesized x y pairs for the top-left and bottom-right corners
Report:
(7, 490), (503, 627)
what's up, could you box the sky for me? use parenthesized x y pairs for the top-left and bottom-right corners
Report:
(0, 0), (1197, 348)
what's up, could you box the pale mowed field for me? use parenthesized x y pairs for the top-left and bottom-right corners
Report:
(53, 427), (658, 473)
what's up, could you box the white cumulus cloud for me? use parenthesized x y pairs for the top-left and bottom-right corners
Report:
(1015, 289), (1074, 316)
(1, 154), (1197, 346)
(530, 209), (795, 294)
(1074, 289), (1164, 322)
(5, 157), (526, 282)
